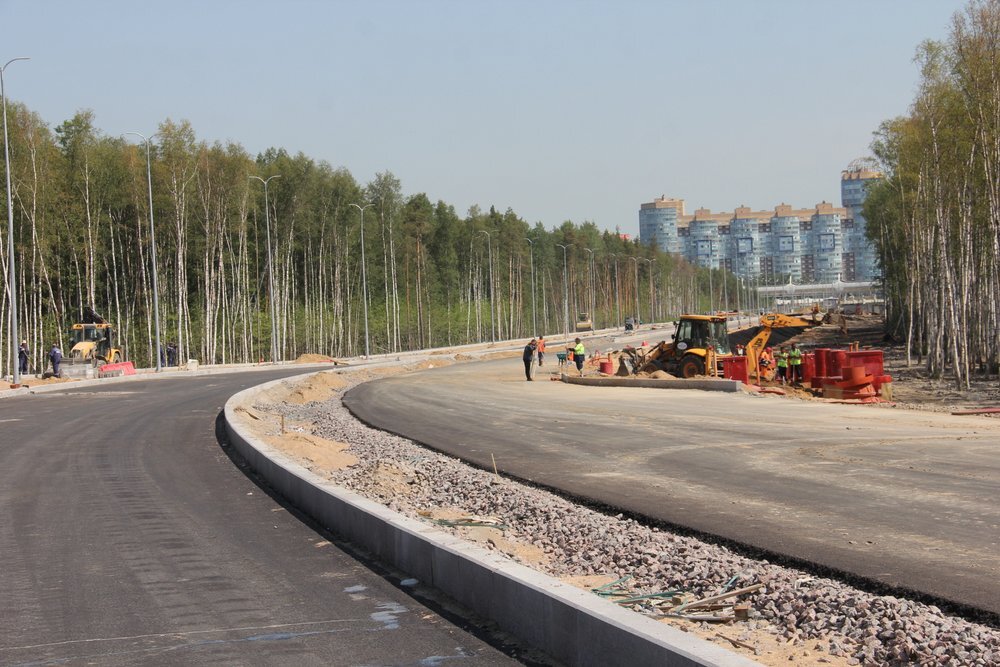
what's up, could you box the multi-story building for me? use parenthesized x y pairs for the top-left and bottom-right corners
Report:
(840, 167), (881, 282)
(638, 168), (881, 283)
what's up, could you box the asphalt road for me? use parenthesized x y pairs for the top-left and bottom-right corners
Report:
(0, 371), (522, 666)
(344, 355), (1000, 616)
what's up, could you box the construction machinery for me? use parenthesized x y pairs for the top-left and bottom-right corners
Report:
(68, 322), (123, 366)
(575, 312), (594, 333)
(626, 314), (732, 378)
(735, 313), (817, 382)
(62, 307), (123, 377)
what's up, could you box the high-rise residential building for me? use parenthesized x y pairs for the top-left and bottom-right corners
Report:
(638, 169), (881, 283)
(840, 167), (881, 282)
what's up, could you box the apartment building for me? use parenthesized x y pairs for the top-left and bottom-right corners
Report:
(638, 168), (881, 283)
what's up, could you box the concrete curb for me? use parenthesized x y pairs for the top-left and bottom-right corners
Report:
(224, 374), (761, 667)
(561, 374), (743, 392)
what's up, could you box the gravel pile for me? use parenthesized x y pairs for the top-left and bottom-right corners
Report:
(260, 373), (1000, 666)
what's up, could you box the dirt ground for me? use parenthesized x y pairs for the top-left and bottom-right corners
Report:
(7, 374), (75, 389)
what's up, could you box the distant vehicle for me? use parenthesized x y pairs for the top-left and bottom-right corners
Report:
(575, 312), (593, 333)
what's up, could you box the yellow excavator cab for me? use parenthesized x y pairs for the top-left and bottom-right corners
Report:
(68, 323), (122, 365)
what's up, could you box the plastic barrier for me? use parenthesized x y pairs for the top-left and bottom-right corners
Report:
(97, 361), (136, 378)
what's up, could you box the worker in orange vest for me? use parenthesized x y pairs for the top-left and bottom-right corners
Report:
(537, 335), (546, 366)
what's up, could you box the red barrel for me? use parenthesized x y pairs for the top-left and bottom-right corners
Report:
(599, 360), (614, 374)
(814, 348), (829, 377)
(722, 355), (748, 383)
(802, 352), (816, 383)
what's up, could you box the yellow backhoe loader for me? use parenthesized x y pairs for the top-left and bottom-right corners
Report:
(628, 314), (731, 378)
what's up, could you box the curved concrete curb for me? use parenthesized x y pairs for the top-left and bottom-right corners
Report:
(561, 374), (742, 392)
(224, 374), (760, 667)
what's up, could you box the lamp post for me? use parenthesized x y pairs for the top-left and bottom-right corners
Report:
(3, 57), (28, 384)
(350, 202), (374, 358)
(250, 174), (281, 363)
(524, 237), (536, 335)
(478, 231), (495, 343)
(610, 253), (621, 327)
(628, 257), (639, 326)
(583, 247), (595, 329)
(556, 243), (570, 344)
(126, 132), (162, 372)
(643, 258), (655, 324)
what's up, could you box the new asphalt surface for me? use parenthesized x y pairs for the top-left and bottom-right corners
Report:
(344, 354), (1000, 617)
(0, 370), (523, 666)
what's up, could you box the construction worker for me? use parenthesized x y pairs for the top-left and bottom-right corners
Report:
(536, 335), (546, 366)
(759, 346), (775, 381)
(18, 340), (30, 375)
(788, 343), (803, 384)
(522, 338), (537, 381)
(48, 342), (62, 378)
(776, 346), (789, 385)
(570, 337), (585, 376)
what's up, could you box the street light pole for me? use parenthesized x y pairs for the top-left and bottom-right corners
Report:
(3, 57), (28, 384)
(250, 175), (282, 363)
(524, 237), (536, 335)
(611, 253), (621, 327)
(556, 243), (570, 344)
(643, 258), (655, 324)
(478, 231), (495, 343)
(583, 248), (595, 329)
(350, 202), (374, 358)
(628, 257), (639, 326)
(126, 132), (162, 372)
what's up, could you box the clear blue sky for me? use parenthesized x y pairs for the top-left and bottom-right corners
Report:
(2, 0), (967, 234)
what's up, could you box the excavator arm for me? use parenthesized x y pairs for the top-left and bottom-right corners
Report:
(745, 314), (816, 383)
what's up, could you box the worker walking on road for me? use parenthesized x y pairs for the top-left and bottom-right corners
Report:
(570, 337), (585, 376)
(522, 338), (537, 381)
(536, 336), (546, 366)
(789, 343), (803, 384)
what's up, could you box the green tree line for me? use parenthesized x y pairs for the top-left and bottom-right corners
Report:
(864, 0), (1000, 387)
(1, 104), (743, 375)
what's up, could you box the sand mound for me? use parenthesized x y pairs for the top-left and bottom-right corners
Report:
(649, 370), (676, 379)
(295, 353), (335, 364)
(272, 371), (349, 405)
